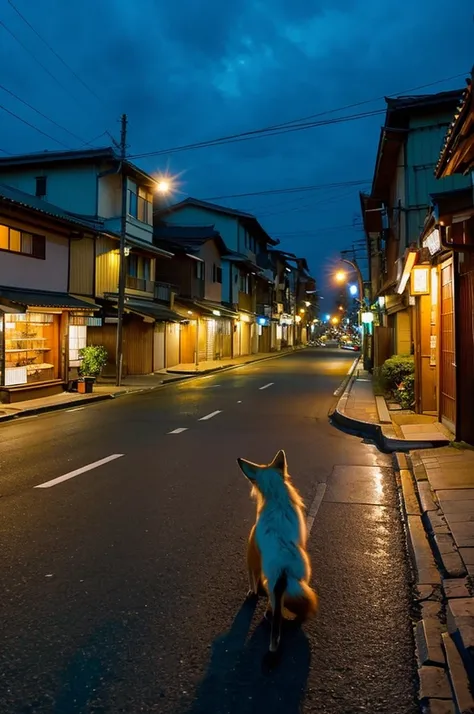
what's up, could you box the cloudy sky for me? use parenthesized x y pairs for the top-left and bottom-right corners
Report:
(0, 0), (472, 299)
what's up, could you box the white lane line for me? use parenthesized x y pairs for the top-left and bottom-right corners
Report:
(35, 454), (124, 489)
(66, 407), (85, 412)
(168, 427), (188, 434)
(347, 357), (359, 375)
(306, 483), (327, 534)
(259, 382), (274, 390)
(333, 357), (360, 396)
(198, 410), (222, 421)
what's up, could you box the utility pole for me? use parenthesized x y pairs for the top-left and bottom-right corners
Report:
(115, 113), (128, 387)
(340, 256), (371, 371)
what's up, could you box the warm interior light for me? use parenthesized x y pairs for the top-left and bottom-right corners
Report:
(396, 251), (417, 295)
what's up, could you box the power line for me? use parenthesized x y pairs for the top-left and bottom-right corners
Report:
(6, 0), (104, 105)
(128, 108), (386, 160)
(0, 82), (89, 145)
(0, 103), (71, 148)
(200, 179), (371, 201)
(127, 72), (467, 161)
(0, 20), (79, 105)
(254, 72), (468, 132)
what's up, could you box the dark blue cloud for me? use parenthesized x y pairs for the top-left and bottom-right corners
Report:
(0, 0), (472, 298)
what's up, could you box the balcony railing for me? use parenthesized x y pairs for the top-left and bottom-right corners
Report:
(125, 275), (154, 292)
(155, 281), (178, 302)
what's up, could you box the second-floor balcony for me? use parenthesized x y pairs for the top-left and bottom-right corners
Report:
(155, 280), (179, 303)
(125, 275), (154, 293)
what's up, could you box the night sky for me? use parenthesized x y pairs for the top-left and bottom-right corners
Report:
(1, 0), (472, 299)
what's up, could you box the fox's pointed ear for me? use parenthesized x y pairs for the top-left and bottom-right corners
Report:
(237, 457), (258, 482)
(271, 449), (287, 473)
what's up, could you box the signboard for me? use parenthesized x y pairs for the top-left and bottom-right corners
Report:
(423, 228), (441, 256)
(410, 266), (430, 295)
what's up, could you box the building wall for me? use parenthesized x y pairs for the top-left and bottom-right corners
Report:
(95, 235), (119, 296)
(69, 236), (95, 295)
(0, 215), (69, 292)
(155, 254), (194, 296)
(0, 164), (99, 215)
(200, 239), (222, 303)
(406, 116), (471, 241)
(162, 205), (239, 250)
(98, 173), (121, 218)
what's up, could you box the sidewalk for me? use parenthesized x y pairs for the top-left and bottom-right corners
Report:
(331, 361), (474, 710)
(331, 365), (453, 451)
(397, 446), (474, 713)
(0, 347), (301, 423)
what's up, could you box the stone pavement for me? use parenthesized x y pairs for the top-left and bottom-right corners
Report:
(400, 446), (474, 713)
(335, 364), (474, 710)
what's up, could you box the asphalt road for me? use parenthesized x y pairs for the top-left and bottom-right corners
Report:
(0, 348), (418, 714)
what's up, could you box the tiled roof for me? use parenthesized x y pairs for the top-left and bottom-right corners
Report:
(0, 182), (104, 231)
(435, 71), (473, 177)
(157, 197), (279, 245)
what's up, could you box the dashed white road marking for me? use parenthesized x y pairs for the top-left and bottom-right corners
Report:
(259, 382), (274, 390)
(198, 410), (222, 421)
(168, 427), (188, 434)
(35, 454), (124, 489)
(306, 483), (327, 534)
(66, 407), (85, 412)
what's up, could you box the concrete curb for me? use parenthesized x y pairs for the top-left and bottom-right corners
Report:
(329, 373), (451, 453)
(0, 346), (306, 425)
(393, 452), (474, 714)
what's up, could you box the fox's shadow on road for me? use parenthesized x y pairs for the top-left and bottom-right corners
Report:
(185, 598), (311, 714)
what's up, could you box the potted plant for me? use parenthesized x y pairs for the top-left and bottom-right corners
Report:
(77, 345), (108, 394)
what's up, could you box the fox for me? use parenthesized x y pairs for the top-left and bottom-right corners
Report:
(237, 449), (318, 653)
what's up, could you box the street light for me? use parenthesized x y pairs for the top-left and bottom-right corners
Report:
(349, 284), (358, 296)
(331, 317), (339, 325)
(157, 179), (171, 194)
(335, 270), (347, 283)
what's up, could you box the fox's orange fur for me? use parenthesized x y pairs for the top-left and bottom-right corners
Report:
(238, 450), (318, 651)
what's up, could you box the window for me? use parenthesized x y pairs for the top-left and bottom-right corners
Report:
(0, 223), (45, 259)
(126, 254), (152, 290)
(128, 182), (153, 224)
(239, 272), (249, 293)
(69, 325), (87, 366)
(213, 264), (222, 283)
(195, 261), (205, 280)
(35, 176), (47, 198)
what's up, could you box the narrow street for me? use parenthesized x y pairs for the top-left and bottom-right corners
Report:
(0, 349), (418, 714)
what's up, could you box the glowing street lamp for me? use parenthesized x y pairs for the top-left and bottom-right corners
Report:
(156, 179), (171, 194)
(349, 284), (358, 296)
(335, 270), (347, 283)
(331, 317), (339, 325)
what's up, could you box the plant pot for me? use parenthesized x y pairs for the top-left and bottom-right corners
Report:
(77, 377), (95, 394)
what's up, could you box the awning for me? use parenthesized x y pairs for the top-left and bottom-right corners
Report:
(175, 298), (238, 319)
(121, 298), (183, 323)
(125, 236), (173, 258)
(0, 286), (100, 311)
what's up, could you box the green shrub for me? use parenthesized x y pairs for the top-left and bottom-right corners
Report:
(380, 354), (414, 395)
(78, 345), (108, 378)
(396, 373), (415, 409)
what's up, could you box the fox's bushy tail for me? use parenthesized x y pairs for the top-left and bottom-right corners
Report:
(285, 580), (318, 622)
